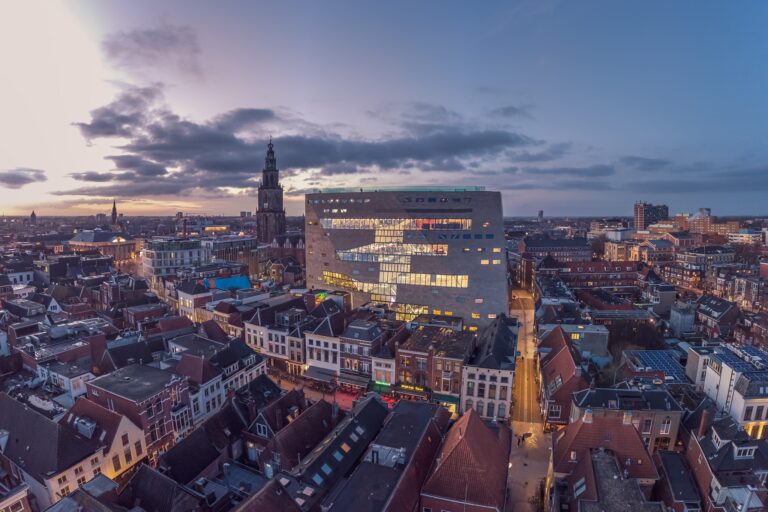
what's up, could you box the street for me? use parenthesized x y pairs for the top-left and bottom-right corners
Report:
(508, 288), (550, 512)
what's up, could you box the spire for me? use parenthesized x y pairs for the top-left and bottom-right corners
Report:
(111, 199), (118, 226)
(265, 138), (277, 171)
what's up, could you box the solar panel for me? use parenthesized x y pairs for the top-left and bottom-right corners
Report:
(624, 350), (687, 383)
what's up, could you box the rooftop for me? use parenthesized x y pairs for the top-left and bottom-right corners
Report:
(88, 364), (182, 402)
(580, 449), (664, 512)
(400, 325), (474, 360)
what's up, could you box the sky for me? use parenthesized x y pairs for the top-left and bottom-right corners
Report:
(1, 1), (767, 217)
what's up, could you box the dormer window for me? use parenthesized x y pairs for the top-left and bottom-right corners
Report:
(735, 446), (756, 459)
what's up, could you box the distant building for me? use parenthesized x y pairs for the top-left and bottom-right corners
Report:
(669, 301), (696, 337)
(634, 201), (669, 231)
(68, 230), (136, 265)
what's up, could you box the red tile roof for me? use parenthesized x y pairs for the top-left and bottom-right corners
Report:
(540, 327), (589, 423)
(158, 316), (194, 332)
(421, 409), (510, 510)
(552, 413), (658, 481)
(174, 352), (221, 385)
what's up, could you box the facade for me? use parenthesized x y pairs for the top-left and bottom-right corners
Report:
(519, 238), (592, 262)
(200, 236), (261, 278)
(571, 387), (683, 452)
(141, 238), (208, 287)
(86, 364), (192, 465)
(634, 202), (669, 231)
(538, 327), (590, 429)
(68, 231), (137, 266)
(669, 302), (696, 337)
(460, 314), (517, 421)
(702, 344), (768, 439)
(305, 187), (507, 327)
(256, 141), (287, 244)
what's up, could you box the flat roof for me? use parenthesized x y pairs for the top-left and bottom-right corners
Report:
(89, 364), (180, 402)
(312, 186), (486, 193)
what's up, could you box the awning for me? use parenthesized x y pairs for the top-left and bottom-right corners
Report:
(304, 366), (336, 384)
(394, 385), (429, 397)
(371, 381), (392, 393)
(338, 371), (371, 388)
(431, 392), (460, 405)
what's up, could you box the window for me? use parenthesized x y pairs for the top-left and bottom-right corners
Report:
(480, 259), (489, 265)
(744, 406), (754, 421)
(574, 477), (586, 497)
(660, 417), (672, 435)
(124, 447), (133, 464)
(466, 381), (475, 396)
(477, 382), (485, 398)
(112, 455), (122, 472)
(59, 486), (71, 496)
(93, 467), (101, 477)
(57, 475), (68, 485)
(74, 466), (84, 476)
(122, 433), (129, 446)
(548, 404), (562, 419)
(498, 404), (506, 418)
(77, 476), (87, 486)
(135, 441), (143, 457)
(756, 406), (765, 421)
(465, 399), (473, 413)
(487, 402), (495, 418)
(569, 450), (577, 461)
(642, 418), (653, 434)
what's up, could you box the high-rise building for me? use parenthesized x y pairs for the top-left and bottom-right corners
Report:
(633, 201), (668, 231)
(305, 187), (508, 328)
(256, 140), (286, 243)
(538, 210), (544, 223)
(30, 210), (36, 225)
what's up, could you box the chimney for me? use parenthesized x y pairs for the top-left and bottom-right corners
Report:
(698, 407), (710, 439)
(583, 407), (593, 424)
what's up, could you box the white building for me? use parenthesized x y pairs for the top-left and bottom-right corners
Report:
(702, 343), (768, 439)
(460, 315), (517, 421)
(140, 237), (209, 287)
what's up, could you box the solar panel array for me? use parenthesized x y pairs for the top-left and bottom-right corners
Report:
(714, 345), (768, 373)
(625, 350), (688, 383)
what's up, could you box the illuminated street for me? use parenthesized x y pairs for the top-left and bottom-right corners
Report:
(508, 288), (551, 512)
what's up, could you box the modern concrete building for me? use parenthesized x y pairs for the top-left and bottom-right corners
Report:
(305, 187), (508, 328)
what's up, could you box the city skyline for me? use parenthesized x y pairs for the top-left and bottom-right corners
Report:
(2, 1), (768, 217)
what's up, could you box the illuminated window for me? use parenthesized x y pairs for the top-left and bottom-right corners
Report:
(444, 311), (453, 316)
(474, 298), (483, 304)
(320, 218), (472, 231)
(468, 326), (478, 331)
(471, 313), (480, 319)
(488, 313), (497, 319)
(492, 247), (502, 253)
(433, 309), (442, 315)
(480, 259), (489, 265)
(492, 259), (501, 265)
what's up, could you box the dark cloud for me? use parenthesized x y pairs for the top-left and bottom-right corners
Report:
(213, 108), (277, 131)
(489, 104), (533, 119)
(626, 165), (768, 193)
(510, 142), (571, 163)
(102, 23), (202, 77)
(520, 164), (614, 177)
(106, 155), (167, 176)
(62, 88), (537, 198)
(74, 84), (162, 139)
(619, 155), (671, 171)
(69, 171), (117, 182)
(506, 179), (613, 191)
(0, 168), (47, 189)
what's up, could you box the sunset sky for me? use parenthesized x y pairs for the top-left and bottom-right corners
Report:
(1, 1), (767, 217)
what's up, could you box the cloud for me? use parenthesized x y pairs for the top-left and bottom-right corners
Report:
(510, 142), (571, 163)
(520, 164), (614, 177)
(625, 165), (768, 193)
(619, 155), (671, 171)
(0, 168), (47, 189)
(489, 104), (533, 119)
(213, 108), (277, 131)
(61, 88), (538, 198)
(102, 22), (202, 77)
(73, 84), (162, 139)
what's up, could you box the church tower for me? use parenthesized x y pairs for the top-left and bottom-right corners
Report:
(256, 139), (287, 243)
(111, 199), (118, 227)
